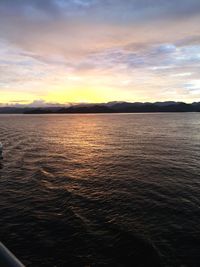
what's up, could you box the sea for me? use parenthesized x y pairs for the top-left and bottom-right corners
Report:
(0, 113), (200, 267)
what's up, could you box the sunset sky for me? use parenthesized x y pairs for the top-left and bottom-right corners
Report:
(1, 0), (200, 105)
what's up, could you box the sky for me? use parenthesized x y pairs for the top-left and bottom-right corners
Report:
(1, 0), (200, 105)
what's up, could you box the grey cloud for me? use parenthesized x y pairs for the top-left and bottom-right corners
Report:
(1, 0), (200, 23)
(176, 35), (200, 47)
(0, 99), (67, 108)
(0, 0), (60, 15)
(1, 0), (200, 61)
(71, 40), (200, 86)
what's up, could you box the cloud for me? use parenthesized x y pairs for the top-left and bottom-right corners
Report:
(26, 99), (65, 107)
(1, 0), (200, 54)
(0, 99), (69, 108)
(1, 0), (200, 103)
(1, 0), (200, 22)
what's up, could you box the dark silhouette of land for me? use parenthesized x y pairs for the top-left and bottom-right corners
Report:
(0, 101), (200, 114)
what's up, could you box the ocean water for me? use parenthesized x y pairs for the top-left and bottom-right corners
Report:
(0, 113), (200, 267)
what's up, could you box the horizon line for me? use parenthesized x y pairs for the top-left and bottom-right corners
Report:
(0, 100), (199, 109)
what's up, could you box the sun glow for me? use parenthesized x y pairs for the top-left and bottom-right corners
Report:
(0, 91), (36, 105)
(46, 86), (114, 104)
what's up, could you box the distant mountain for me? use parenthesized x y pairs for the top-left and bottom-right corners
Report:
(25, 105), (113, 114)
(0, 107), (62, 114)
(0, 107), (26, 114)
(0, 101), (200, 114)
(154, 101), (183, 106)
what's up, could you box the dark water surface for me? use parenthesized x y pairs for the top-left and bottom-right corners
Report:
(0, 113), (200, 267)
